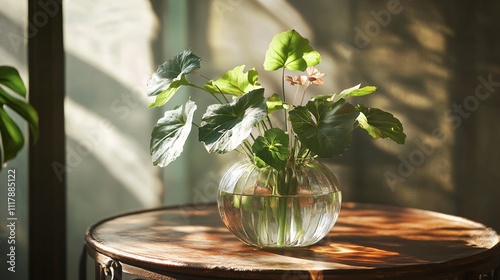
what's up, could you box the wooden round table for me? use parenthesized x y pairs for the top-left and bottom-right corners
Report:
(84, 202), (500, 280)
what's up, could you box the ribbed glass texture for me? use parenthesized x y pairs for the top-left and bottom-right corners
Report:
(217, 158), (342, 248)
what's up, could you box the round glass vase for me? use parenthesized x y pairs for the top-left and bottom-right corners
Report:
(217, 158), (342, 248)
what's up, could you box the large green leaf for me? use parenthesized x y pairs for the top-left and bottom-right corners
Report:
(252, 128), (289, 170)
(199, 88), (267, 153)
(264, 29), (321, 71)
(0, 66), (26, 98)
(150, 100), (197, 167)
(204, 65), (261, 96)
(0, 87), (39, 140)
(290, 99), (359, 157)
(147, 50), (200, 107)
(0, 108), (24, 163)
(147, 50), (201, 96)
(356, 105), (406, 144)
(0, 67), (39, 171)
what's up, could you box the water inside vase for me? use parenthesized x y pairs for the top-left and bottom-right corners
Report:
(218, 190), (342, 247)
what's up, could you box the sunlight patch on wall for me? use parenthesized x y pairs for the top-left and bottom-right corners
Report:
(65, 98), (162, 206)
(207, 0), (312, 76)
(65, 0), (158, 99)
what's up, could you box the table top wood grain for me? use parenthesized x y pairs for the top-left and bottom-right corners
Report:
(85, 202), (500, 279)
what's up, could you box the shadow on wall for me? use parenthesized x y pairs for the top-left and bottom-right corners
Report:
(197, 0), (500, 231)
(64, 1), (164, 278)
(2, 1), (500, 279)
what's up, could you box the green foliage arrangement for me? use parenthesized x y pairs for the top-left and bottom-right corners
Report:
(147, 30), (405, 170)
(0, 66), (39, 171)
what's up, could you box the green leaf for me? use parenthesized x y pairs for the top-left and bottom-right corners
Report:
(0, 67), (39, 170)
(204, 65), (261, 96)
(0, 66), (26, 98)
(252, 156), (267, 169)
(252, 128), (289, 170)
(264, 29), (321, 71)
(313, 84), (378, 103)
(148, 74), (191, 108)
(290, 99), (359, 157)
(356, 105), (406, 144)
(0, 87), (39, 141)
(150, 100), (197, 167)
(199, 88), (267, 153)
(310, 94), (332, 101)
(0, 107), (24, 162)
(146, 50), (200, 108)
(147, 50), (201, 96)
(266, 93), (289, 114)
(334, 84), (377, 101)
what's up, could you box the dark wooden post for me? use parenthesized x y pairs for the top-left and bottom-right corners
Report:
(28, 0), (66, 279)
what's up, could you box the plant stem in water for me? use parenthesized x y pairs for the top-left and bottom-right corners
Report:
(277, 196), (288, 246)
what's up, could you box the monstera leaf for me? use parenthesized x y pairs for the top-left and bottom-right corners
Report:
(356, 105), (406, 144)
(150, 100), (197, 167)
(264, 29), (321, 71)
(147, 50), (201, 108)
(290, 99), (359, 157)
(204, 65), (261, 96)
(0, 66), (39, 170)
(199, 88), (267, 153)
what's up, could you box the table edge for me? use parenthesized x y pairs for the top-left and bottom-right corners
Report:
(84, 202), (500, 279)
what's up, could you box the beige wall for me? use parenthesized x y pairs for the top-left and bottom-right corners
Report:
(2, 1), (497, 279)
(186, 0), (500, 230)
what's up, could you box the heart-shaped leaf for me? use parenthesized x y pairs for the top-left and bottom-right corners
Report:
(204, 65), (261, 96)
(147, 50), (200, 107)
(252, 128), (289, 170)
(147, 50), (201, 96)
(290, 99), (359, 157)
(199, 88), (267, 153)
(264, 29), (321, 71)
(150, 100), (197, 167)
(356, 105), (406, 144)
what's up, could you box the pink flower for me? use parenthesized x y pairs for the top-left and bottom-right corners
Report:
(306, 66), (325, 86)
(285, 75), (306, 86)
(285, 67), (325, 86)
